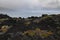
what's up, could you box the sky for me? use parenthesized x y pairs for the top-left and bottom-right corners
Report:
(0, 0), (60, 17)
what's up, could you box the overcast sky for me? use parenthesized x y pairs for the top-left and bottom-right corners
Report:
(0, 0), (60, 17)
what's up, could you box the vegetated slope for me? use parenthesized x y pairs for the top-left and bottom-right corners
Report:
(0, 14), (60, 40)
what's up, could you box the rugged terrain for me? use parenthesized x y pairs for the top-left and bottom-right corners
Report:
(0, 14), (60, 40)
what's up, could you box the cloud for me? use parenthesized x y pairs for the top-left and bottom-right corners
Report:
(45, 0), (60, 9)
(0, 0), (36, 9)
(0, 0), (60, 9)
(0, 0), (60, 17)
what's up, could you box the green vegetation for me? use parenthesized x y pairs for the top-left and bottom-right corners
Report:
(0, 14), (60, 40)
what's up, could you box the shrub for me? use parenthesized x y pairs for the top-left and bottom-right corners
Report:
(1, 25), (9, 32)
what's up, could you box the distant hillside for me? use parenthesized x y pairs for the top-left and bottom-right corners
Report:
(0, 14), (60, 40)
(0, 14), (11, 19)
